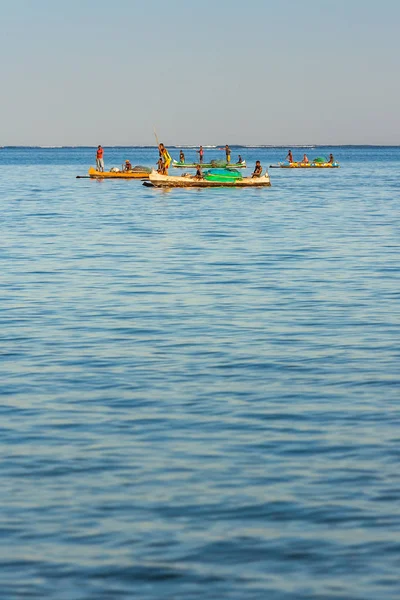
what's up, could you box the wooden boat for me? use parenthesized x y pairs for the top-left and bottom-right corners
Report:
(87, 166), (151, 179)
(143, 169), (271, 188)
(269, 162), (339, 168)
(172, 159), (246, 169)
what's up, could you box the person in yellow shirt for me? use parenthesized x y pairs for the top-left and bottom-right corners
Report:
(158, 143), (171, 175)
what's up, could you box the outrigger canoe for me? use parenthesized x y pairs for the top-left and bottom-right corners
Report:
(143, 169), (271, 188)
(269, 162), (340, 168)
(172, 159), (246, 169)
(88, 166), (151, 179)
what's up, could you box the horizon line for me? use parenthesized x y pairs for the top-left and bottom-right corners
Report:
(1, 144), (400, 149)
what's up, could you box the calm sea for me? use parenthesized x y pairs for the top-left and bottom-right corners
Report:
(1, 146), (399, 599)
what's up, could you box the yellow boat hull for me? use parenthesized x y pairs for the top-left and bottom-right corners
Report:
(88, 167), (150, 179)
(288, 162), (339, 168)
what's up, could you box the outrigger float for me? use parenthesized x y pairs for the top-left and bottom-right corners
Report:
(85, 166), (151, 179)
(143, 168), (271, 188)
(172, 159), (246, 169)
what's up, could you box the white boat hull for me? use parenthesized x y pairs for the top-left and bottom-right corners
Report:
(145, 170), (271, 188)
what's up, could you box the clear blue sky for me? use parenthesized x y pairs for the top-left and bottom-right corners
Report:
(1, 0), (399, 145)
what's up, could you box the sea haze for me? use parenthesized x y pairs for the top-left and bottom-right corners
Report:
(0, 146), (399, 599)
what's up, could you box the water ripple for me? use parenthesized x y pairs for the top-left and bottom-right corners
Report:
(0, 147), (400, 599)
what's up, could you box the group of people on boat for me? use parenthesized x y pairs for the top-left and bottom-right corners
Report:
(177, 145), (246, 166)
(94, 143), (263, 178)
(95, 146), (136, 173)
(285, 149), (335, 164)
(95, 143), (336, 177)
(190, 160), (263, 180)
(178, 147), (206, 165)
(161, 143), (244, 173)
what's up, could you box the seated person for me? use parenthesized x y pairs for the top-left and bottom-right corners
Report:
(302, 154), (309, 164)
(156, 157), (164, 173)
(194, 165), (203, 179)
(179, 150), (185, 163)
(328, 153), (335, 164)
(238, 155), (243, 164)
(252, 160), (263, 177)
(124, 160), (132, 171)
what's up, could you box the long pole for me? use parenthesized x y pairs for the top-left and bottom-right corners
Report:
(153, 127), (159, 147)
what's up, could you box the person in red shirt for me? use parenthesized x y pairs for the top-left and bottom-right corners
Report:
(285, 149), (293, 163)
(96, 145), (104, 172)
(196, 145), (204, 163)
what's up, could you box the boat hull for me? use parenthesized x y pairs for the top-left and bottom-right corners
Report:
(145, 170), (271, 188)
(88, 167), (150, 179)
(269, 162), (340, 168)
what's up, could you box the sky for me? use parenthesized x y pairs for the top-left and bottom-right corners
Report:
(0, 0), (399, 146)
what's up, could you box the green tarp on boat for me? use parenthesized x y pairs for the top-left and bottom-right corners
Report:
(204, 168), (243, 182)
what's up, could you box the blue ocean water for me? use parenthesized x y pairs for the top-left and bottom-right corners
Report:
(0, 145), (399, 599)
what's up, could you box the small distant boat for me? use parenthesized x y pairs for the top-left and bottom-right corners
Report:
(87, 166), (151, 179)
(270, 157), (340, 169)
(172, 159), (246, 169)
(143, 168), (271, 188)
(269, 162), (340, 168)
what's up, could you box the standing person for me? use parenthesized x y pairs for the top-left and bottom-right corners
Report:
(179, 149), (185, 163)
(196, 145), (204, 163)
(225, 144), (231, 163)
(285, 149), (293, 163)
(96, 145), (104, 172)
(252, 160), (263, 177)
(158, 143), (171, 175)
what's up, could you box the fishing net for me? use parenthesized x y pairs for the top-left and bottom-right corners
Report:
(132, 165), (152, 173)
